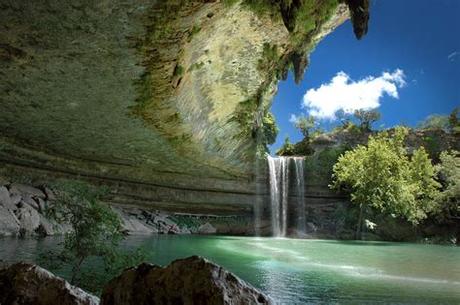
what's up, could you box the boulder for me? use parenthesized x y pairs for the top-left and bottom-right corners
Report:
(115, 209), (156, 235)
(22, 195), (40, 210)
(0, 204), (20, 236)
(0, 186), (16, 211)
(10, 194), (22, 206)
(9, 183), (46, 199)
(15, 204), (41, 234)
(198, 222), (217, 234)
(101, 256), (272, 305)
(0, 262), (99, 305)
(37, 197), (46, 212)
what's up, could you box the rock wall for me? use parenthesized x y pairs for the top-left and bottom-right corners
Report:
(0, 0), (352, 214)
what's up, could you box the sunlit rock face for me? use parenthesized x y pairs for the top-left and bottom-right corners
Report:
(0, 0), (349, 213)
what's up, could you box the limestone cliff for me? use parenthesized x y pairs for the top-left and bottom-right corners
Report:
(0, 0), (366, 213)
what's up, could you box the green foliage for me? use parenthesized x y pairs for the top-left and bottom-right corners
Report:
(276, 136), (296, 156)
(40, 181), (146, 294)
(422, 135), (442, 160)
(435, 150), (460, 222)
(304, 146), (349, 184)
(258, 43), (279, 72)
(187, 24), (201, 42)
(417, 114), (450, 131)
(353, 109), (381, 131)
(188, 61), (205, 72)
(243, 0), (280, 19)
(331, 127), (441, 226)
(448, 107), (460, 134)
(173, 64), (184, 77)
(262, 112), (279, 145)
(292, 114), (315, 138)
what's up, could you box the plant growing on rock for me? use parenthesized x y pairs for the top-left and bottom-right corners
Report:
(331, 127), (440, 239)
(353, 109), (381, 131)
(292, 114), (316, 138)
(40, 181), (145, 294)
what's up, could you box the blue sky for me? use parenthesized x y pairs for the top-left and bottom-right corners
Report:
(270, 0), (460, 153)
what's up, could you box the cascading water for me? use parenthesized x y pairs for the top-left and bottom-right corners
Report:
(267, 156), (306, 237)
(294, 158), (306, 233)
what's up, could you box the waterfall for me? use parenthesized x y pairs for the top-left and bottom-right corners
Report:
(294, 158), (306, 233)
(267, 156), (306, 237)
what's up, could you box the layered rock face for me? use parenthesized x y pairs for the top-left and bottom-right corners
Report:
(0, 263), (99, 305)
(0, 0), (352, 214)
(101, 256), (272, 305)
(0, 178), (253, 236)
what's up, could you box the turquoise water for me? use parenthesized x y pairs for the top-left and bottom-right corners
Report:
(1, 235), (459, 304)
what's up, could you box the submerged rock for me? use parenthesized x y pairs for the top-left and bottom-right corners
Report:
(0, 262), (99, 305)
(101, 256), (272, 305)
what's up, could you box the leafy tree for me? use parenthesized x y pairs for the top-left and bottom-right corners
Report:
(331, 127), (440, 239)
(40, 181), (145, 293)
(435, 150), (460, 224)
(292, 115), (315, 138)
(276, 136), (296, 156)
(353, 109), (381, 131)
(417, 114), (449, 131)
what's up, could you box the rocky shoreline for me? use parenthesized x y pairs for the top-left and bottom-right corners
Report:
(0, 179), (253, 238)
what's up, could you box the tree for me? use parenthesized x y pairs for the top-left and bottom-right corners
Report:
(276, 136), (296, 156)
(435, 151), (460, 222)
(292, 115), (315, 138)
(417, 114), (449, 131)
(353, 109), (381, 131)
(448, 107), (460, 134)
(41, 181), (145, 293)
(330, 127), (440, 239)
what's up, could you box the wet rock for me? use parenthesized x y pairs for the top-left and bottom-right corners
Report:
(9, 183), (46, 199)
(198, 222), (217, 234)
(101, 256), (272, 305)
(0, 186), (16, 211)
(15, 204), (40, 234)
(0, 262), (99, 305)
(0, 204), (20, 236)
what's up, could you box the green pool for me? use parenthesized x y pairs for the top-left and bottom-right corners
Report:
(1, 235), (459, 304)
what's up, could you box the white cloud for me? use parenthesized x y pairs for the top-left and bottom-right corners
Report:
(302, 69), (406, 120)
(448, 51), (459, 61)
